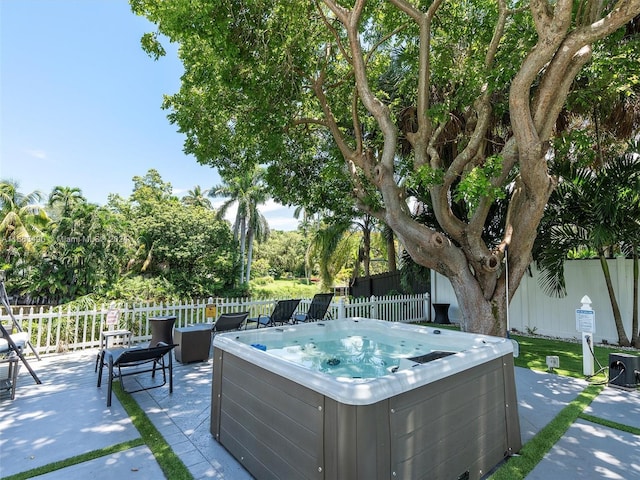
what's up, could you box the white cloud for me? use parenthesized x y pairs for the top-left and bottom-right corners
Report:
(26, 149), (48, 160)
(209, 199), (298, 231)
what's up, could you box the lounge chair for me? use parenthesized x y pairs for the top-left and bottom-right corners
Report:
(97, 342), (176, 407)
(246, 299), (301, 328)
(293, 293), (334, 323)
(212, 312), (249, 336)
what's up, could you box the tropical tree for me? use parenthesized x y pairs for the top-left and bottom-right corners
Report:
(132, 0), (640, 335)
(182, 185), (213, 209)
(48, 186), (86, 219)
(30, 203), (132, 303)
(535, 140), (640, 346)
(304, 213), (380, 289)
(130, 169), (176, 212)
(0, 180), (50, 275)
(209, 165), (270, 284)
(253, 230), (308, 279)
(129, 201), (237, 297)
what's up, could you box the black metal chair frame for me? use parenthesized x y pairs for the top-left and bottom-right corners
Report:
(212, 312), (249, 336)
(293, 293), (334, 323)
(247, 299), (301, 328)
(97, 343), (176, 407)
(0, 279), (41, 385)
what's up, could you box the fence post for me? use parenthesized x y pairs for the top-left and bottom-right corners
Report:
(371, 296), (378, 319)
(423, 292), (431, 322)
(338, 297), (346, 319)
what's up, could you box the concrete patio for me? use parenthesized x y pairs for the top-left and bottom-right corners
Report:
(1, 349), (639, 479)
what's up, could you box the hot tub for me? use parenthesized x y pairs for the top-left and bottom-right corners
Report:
(211, 318), (521, 480)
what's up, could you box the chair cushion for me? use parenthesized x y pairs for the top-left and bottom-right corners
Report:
(0, 332), (29, 353)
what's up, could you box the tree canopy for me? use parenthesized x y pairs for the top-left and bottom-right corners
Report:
(131, 0), (640, 335)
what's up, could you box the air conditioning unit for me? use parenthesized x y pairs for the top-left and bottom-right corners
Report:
(609, 353), (640, 389)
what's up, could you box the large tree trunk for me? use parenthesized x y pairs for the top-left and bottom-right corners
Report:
(246, 227), (255, 282)
(238, 216), (247, 284)
(387, 231), (397, 273)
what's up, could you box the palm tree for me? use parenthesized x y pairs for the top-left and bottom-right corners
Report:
(48, 186), (85, 218)
(0, 180), (50, 259)
(305, 213), (377, 289)
(209, 166), (270, 284)
(534, 141), (640, 346)
(182, 185), (213, 209)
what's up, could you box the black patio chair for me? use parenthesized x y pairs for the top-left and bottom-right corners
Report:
(246, 299), (301, 328)
(212, 312), (249, 336)
(97, 342), (176, 407)
(293, 293), (334, 323)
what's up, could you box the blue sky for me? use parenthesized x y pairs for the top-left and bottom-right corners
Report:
(0, 0), (298, 230)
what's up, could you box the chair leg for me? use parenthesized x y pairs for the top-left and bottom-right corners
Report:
(97, 350), (105, 387)
(107, 356), (114, 407)
(168, 354), (173, 393)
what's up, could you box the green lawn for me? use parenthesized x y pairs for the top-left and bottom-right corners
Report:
(249, 278), (322, 298)
(511, 333), (630, 380)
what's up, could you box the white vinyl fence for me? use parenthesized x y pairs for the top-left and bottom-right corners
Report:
(1, 294), (429, 356)
(431, 257), (638, 345)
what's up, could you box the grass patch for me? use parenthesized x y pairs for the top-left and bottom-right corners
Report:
(489, 385), (604, 479)
(1, 439), (145, 480)
(578, 413), (640, 436)
(249, 278), (321, 299)
(114, 383), (194, 480)
(510, 333), (630, 380)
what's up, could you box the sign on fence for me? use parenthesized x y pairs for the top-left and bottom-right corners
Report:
(206, 304), (217, 319)
(106, 308), (120, 326)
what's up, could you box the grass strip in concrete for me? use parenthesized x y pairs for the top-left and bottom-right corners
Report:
(114, 382), (194, 480)
(489, 384), (603, 479)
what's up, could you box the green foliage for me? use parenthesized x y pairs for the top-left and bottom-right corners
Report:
(253, 230), (307, 278)
(535, 141), (640, 299)
(106, 276), (180, 303)
(3, 172), (240, 303)
(249, 258), (271, 279)
(28, 203), (132, 303)
(406, 165), (445, 191)
(129, 201), (237, 297)
(453, 155), (505, 213)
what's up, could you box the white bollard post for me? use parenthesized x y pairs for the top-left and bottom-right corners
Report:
(576, 295), (595, 377)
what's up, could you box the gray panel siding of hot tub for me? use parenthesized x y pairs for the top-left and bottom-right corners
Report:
(323, 399), (392, 480)
(211, 351), (325, 480)
(211, 350), (520, 480)
(388, 356), (520, 479)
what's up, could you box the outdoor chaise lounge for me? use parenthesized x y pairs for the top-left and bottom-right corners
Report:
(246, 299), (301, 328)
(212, 312), (249, 336)
(97, 343), (176, 407)
(293, 293), (334, 323)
